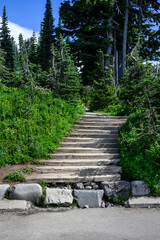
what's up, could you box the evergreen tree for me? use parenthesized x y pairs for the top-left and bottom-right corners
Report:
(51, 35), (81, 103)
(38, 0), (55, 71)
(0, 6), (14, 71)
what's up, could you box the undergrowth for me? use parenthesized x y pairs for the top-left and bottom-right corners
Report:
(0, 84), (84, 167)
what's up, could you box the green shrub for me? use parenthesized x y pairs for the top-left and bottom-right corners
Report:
(0, 84), (84, 167)
(119, 112), (160, 194)
(4, 171), (25, 182)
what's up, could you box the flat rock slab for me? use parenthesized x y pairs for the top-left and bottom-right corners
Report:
(101, 181), (130, 197)
(126, 197), (160, 208)
(0, 185), (10, 200)
(74, 190), (104, 208)
(131, 181), (150, 196)
(0, 200), (31, 212)
(44, 188), (73, 206)
(9, 184), (42, 203)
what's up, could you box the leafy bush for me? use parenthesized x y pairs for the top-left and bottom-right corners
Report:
(4, 171), (25, 182)
(119, 112), (160, 194)
(0, 84), (84, 167)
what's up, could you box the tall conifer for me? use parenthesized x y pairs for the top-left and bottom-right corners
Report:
(0, 6), (14, 71)
(38, 0), (55, 71)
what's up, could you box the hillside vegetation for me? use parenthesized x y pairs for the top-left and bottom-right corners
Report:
(0, 84), (84, 167)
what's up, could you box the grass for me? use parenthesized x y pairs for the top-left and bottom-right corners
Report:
(0, 84), (84, 167)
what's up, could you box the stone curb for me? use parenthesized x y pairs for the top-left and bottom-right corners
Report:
(0, 181), (159, 211)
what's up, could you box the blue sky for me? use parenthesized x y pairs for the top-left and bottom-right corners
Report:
(0, 0), (62, 31)
(0, 0), (63, 41)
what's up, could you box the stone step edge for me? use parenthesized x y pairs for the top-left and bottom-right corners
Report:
(39, 159), (120, 166)
(26, 174), (121, 183)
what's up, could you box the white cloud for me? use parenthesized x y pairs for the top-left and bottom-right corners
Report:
(0, 17), (39, 44)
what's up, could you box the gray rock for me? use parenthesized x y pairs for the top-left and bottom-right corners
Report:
(84, 182), (91, 187)
(126, 197), (160, 208)
(101, 200), (105, 208)
(85, 186), (92, 190)
(44, 188), (73, 206)
(9, 184), (42, 203)
(74, 190), (104, 208)
(93, 184), (99, 190)
(0, 200), (31, 212)
(101, 181), (130, 197)
(75, 183), (84, 190)
(84, 205), (89, 209)
(131, 181), (150, 196)
(0, 185), (10, 200)
(105, 202), (111, 208)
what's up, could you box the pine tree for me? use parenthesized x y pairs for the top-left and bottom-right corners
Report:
(38, 0), (55, 71)
(51, 35), (81, 103)
(0, 6), (14, 71)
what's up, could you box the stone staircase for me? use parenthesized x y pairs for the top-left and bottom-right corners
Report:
(26, 112), (127, 183)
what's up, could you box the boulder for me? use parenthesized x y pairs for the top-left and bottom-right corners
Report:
(101, 181), (130, 197)
(126, 197), (160, 208)
(75, 183), (84, 190)
(9, 184), (42, 203)
(0, 200), (31, 212)
(131, 181), (150, 196)
(0, 185), (10, 200)
(74, 190), (104, 208)
(44, 188), (73, 206)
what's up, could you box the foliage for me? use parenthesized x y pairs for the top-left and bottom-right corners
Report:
(0, 6), (14, 71)
(20, 166), (34, 174)
(89, 67), (122, 112)
(3, 171), (25, 182)
(108, 195), (128, 205)
(119, 112), (160, 194)
(0, 84), (84, 167)
(38, 0), (55, 71)
(51, 35), (82, 104)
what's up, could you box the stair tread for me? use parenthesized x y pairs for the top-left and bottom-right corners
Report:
(26, 173), (121, 182)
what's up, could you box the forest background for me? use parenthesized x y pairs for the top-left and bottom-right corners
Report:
(0, 0), (160, 193)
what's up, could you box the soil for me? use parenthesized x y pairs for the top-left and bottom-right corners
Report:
(0, 163), (36, 186)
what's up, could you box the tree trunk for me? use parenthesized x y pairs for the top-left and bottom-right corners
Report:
(122, 0), (129, 77)
(113, 29), (118, 88)
(105, 16), (113, 67)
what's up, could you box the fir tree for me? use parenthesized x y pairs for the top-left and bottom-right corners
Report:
(0, 6), (14, 71)
(38, 0), (55, 71)
(51, 35), (81, 103)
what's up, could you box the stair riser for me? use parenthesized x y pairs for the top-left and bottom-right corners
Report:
(80, 118), (127, 122)
(35, 167), (122, 174)
(40, 160), (120, 166)
(51, 154), (120, 159)
(77, 121), (124, 127)
(63, 138), (118, 143)
(83, 115), (127, 120)
(70, 134), (119, 138)
(72, 130), (118, 134)
(57, 148), (120, 153)
(75, 126), (119, 130)
(26, 175), (121, 183)
(61, 143), (119, 148)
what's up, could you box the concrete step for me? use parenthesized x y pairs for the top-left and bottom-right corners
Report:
(80, 119), (126, 123)
(61, 142), (119, 148)
(72, 129), (118, 134)
(35, 165), (122, 174)
(63, 137), (118, 143)
(26, 173), (121, 183)
(75, 125), (119, 130)
(57, 147), (120, 153)
(70, 133), (119, 138)
(40, 159), (120, 166)
(82, 115), (127, 119)
(77, 122), (125, 126)
(50, 153), (120, 159)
